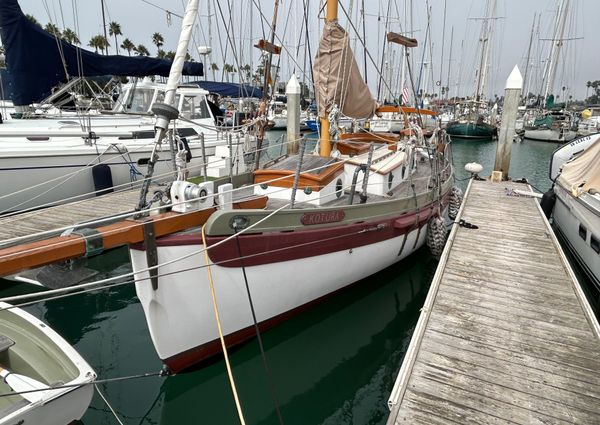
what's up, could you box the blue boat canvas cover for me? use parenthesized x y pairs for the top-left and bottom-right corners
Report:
(0, 0), (203, 106)
(189, 80), (264, 99)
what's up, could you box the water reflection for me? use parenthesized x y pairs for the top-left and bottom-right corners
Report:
(154, 248), (437, 425)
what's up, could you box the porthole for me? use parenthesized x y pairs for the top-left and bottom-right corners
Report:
(335, 179), (343, 198)
(591, 235), (600, 254)
(579, 224), (587, 240)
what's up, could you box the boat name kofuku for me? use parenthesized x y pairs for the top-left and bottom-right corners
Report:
(301, 210), (346, 225)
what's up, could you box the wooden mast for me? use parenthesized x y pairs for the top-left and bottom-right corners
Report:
(319, 0), (338, 158)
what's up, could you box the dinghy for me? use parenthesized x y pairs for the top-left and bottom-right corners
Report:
(0, 302), (95, 424)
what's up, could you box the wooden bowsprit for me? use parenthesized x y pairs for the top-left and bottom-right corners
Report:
(0, 191), (267, 279)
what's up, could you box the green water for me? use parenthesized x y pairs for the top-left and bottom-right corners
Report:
(1, 136), (596, 424)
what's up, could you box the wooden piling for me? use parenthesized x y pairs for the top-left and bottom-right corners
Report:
(494, 65), (522, 180)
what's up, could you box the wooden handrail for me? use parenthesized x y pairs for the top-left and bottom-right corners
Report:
(376, 105), (438, 116)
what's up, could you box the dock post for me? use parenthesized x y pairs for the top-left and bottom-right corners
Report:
(286, 74), (301, 155)
(494, 65), (522, 180)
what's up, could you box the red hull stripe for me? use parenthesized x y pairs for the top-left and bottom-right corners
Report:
(147, 200), (442, 267)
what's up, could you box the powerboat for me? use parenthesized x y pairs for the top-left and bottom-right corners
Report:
(549, 133), (600, 290)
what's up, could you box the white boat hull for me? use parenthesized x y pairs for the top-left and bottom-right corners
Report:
(0, 135), (246, 212)
(0, 302), (95, 425)
(523, 128), (577, 143)
(553, 185), (600, 289)
(130, 224), (428, 371)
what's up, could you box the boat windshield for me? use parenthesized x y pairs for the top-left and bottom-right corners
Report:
(181, 95), (211, 119)
(113, 87), (155, 113)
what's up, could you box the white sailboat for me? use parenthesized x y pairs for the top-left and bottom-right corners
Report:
(128, 0), (454, 373)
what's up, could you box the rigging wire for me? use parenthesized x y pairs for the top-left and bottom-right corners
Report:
(139, 0), (183, 19)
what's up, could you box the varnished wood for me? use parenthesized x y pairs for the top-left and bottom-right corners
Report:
(0, 188), (268, 277)
(388, 180), (600, 424)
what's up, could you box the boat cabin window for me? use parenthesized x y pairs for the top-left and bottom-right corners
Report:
(181, 96), (212, 120)
(579, 224), (587, 241)
(591, 235), (600, 254)
(126, 88), (155, 113)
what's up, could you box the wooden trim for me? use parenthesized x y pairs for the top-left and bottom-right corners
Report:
(335, 141), (372, 156)
(386, 32), (418, 47)
(253, 39), (281, 55)
(254, 162), (344, 192)
(340, 132), (400, 143)
(376, 105), (438, 116)
(0, 197), (268, 277)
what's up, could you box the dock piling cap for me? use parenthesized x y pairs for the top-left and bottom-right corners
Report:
(505, 65), (523, 90)
(286, 74), (301, 95)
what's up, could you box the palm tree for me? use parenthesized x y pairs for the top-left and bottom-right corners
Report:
(165, 51), (176, 61)
(210, 63), (219, 81)
(156, 49), (166, 59)
(108, 22), (122, 55)
(151, 32), (164, 53)
(223, 63), (236, 82)
(88, 35), (110, 54)
(88, 35), (103, 53)
(44, 23), (61, 37)
(26, 14), (40, 26)
(99, 36), (110, 55)
(586, 81), (592, 98)
(120, 38), (135, 56)
(62, 28), (80, 45)
(240, 64), (252, 81)
(134, 44), (150, 56)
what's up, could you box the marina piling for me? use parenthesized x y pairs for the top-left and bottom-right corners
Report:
(494, 65), (522, 180)
(286, 74), (301, 155)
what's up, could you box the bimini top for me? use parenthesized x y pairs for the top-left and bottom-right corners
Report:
(189, 80), (264, 99)
(0, 0), (203, 106)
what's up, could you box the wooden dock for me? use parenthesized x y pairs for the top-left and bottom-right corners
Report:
(0, 186), (145, 247)
(387, 179), (600, 424)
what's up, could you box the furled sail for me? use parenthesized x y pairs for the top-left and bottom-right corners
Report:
(313, 22), (377, 119)
(0, 0), (203, 106)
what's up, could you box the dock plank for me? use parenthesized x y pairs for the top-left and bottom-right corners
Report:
(0, 186), (148, 246)
(387, 180), (600, 424)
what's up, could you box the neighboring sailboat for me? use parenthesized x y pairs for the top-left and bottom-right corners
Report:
(128, 1), (454, 372)
(549, 134), (600, 290)
(523, 0), (579, 143)
(523, 109), (577, 143)
(0, 0), (256, 212)
(0, 302), (96, 424)
(446, 0), (498, 140)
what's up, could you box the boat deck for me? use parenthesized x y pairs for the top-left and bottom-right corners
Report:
(387, 179), (600, 424)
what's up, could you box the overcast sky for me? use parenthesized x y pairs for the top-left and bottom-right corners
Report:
(15, 0), (599, 101)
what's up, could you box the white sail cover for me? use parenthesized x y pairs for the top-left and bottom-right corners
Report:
(313, 22), (377, 119)
(558, 136), (600, 194)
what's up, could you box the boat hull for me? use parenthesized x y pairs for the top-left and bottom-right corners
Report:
(130, 202), (441, 372)
(553, 185), (600, 290)
(446, 121), (496, 139)
(0, 302), (95, 425)
(523, 128), (577, 143)
(0, 135), (238, 212)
